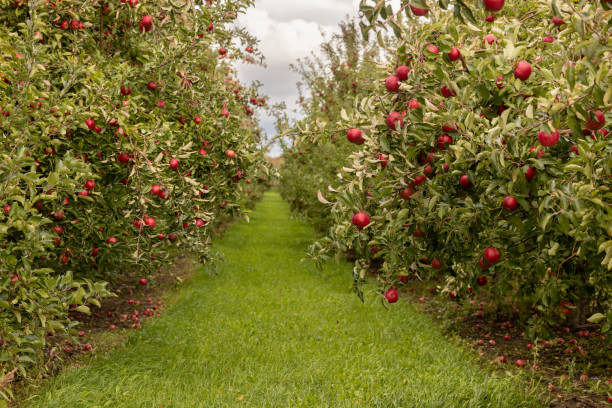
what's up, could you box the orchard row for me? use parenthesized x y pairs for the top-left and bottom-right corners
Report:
(0, 0), (272, 385)
(280, 0), (610, 336)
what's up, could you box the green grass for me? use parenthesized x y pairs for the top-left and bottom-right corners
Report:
(25, 191), (544, 408)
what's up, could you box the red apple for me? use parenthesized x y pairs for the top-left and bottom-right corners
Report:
(483, 247), (500, 264)
(426, 44), (439, 54)
(401, 186), (415, 200)
(84, 180), (96, 190)
(351, 212), (370, 229)
(502, 195), (518, 211)
(440, 85), (456, 98)
(169, 158), (179, 170)
(85, 118), (96, 130)
(525, 166), (535, 181)
(139, 278), (147, 286)
(552, 16), (565, 26)
(459, 174), (471, 188)
(448, 47), (461, 61)
(410, 5), (428, 16)
(484, 34), (496, 45)
(538, 129), (560, 146)
(476, 276), (488, 286)
(396, 65), (410, 81)
(386, 112), (403, 130)
(225, 149), (236, 158)
(584, 110), (605, 130)
(514, 61), (532, 81)
(140, 15), (153, 31)
(385, 75), (400, 92)
(385, 287), (399, 303)
(347, 128), (364, 145)
(483, 0), (504, 11)
(431, 258), (443, 269)
(408, 99), (420, 109)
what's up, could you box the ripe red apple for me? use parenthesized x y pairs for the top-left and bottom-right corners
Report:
(144, 216), (156, 228)
(2, 205), (10, 215)
(140, 15), (153, 32)
(385, 75), (400, 92)
(584, 110), (605, 130)
(413, 175), (426, 186)
(151, 185), (161, 196)
(410, 5), (428, 16)
(431, 258), (443, 269)
(194, 116), (202, 125)
(386, 112), (403, 130)
(448, 47), (461, 61)
(84, 180), (96, 190)
(168, 233), (178, 242)
(351, 212), (370, 229)
(396, 65), (410, 81)
(401, 186), (415, 200)
(476, 276), (488, 286)
(514, 61), (532, 81)
(169, 158), (179, 170)
(525, 166), (535, 181)
(484, 34), (496, 45)
(139, 278), (147, 286)
(147, 81), (157, 91)
(221, 108), (230, 118)
(459, 174), (471, 188)
(437, 134), (453, 149)
(440, 85), (456, 98)
(552, 16), (565, 26)
(483, 0), (504, 11)
(106, 237), (117, 244)
(408, 99), (420, 109)
(542, 36), (555, 43)
(385, 287), (399, 303)
(478, 257), (490, 270)
(516, 359), (526, 367)
(378, 154), (388, 167)
(426, 44), (439, 54)
(225, 149), (236, 158)
(485, 15), (495, 22)
(538, 129), (560, 146)
(85, 118), (96, 130)
(347, 128), (365, 145)
(502, 195), (518, 211)
(483, 247), (501, 264)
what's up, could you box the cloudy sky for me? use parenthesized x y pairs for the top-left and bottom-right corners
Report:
(233, 0), (361, 156)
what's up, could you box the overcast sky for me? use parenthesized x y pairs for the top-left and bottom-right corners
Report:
(234, 0), (401, 156)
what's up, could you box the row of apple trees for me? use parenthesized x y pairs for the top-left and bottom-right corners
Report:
(280, 0), (611, 336)
(0, 0), (272, 389)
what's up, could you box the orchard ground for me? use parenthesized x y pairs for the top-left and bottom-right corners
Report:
(23, 191), (543, 408)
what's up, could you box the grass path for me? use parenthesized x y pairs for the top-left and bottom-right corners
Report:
(26, 191), (543, 407)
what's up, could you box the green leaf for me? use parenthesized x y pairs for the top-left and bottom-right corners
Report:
(587, 313), (606, 324)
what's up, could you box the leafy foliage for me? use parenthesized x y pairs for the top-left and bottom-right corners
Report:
(280, 0), (611, 337)
(0, 0), (272, 390)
